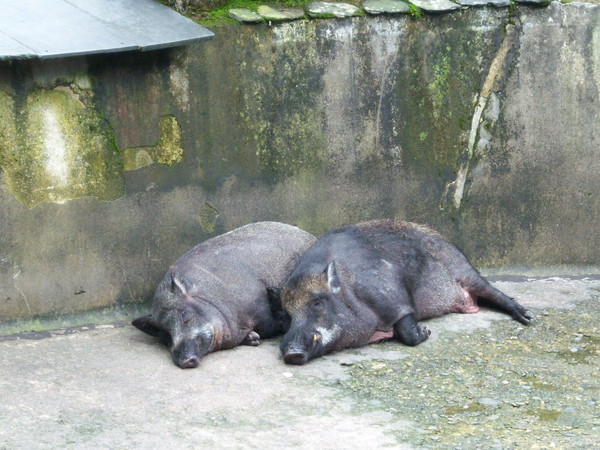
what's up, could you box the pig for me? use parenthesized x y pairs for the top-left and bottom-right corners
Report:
(132, 221), (315, 368)
(275, 219), (532, 365)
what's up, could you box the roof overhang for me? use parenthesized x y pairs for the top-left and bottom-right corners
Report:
(0, 0), (214, 61)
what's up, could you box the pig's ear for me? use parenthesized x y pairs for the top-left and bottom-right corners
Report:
(325, 261), (341, 294)
(266, 286), (282, 303)
(267, 286), (284, 315)
(132, 315), (172, 346)
(168, 269), (190, 295)
(267, 287), (291, 333)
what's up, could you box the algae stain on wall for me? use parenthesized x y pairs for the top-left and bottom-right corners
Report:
(594, 22), (600, 94)
(0, 91), (18, 170)
(197, 202), (219, 233)
(427, 51), (452, 121)
(239, 21), (327, 181)
(0, 88), (124, 207)
(123, 116), (183, 171)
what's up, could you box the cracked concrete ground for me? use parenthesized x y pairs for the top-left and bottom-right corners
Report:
(1, 274), (599, 449)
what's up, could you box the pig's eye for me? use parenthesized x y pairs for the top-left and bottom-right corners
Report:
(311, 296), (326, 311)
(181, 309), (194, 325)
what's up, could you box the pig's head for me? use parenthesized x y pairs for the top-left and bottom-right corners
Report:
(278, 261), (346, 365)
(132, 270), (216, 369)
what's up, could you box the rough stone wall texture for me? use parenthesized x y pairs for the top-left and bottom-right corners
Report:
(0, 3), (598, 322)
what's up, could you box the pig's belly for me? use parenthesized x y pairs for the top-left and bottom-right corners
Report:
(416, 283), (479, 319)
(367, 281), (480, 343)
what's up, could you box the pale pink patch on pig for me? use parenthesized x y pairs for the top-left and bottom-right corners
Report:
(368, 330), (394, 344)
(459, 286), (479, 314)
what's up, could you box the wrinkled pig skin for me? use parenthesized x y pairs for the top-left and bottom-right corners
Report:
(276, 219), (532, 365)
(132, 222), (316, 368)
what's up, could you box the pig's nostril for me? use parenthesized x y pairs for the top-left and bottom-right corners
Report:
(283, 352), (308, 365)
(180, 356), (200, 369)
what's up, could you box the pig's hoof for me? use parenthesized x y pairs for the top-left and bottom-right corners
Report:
(394, 314), (430, 347)
(512, 301), (533, 325)
(242, 331), (261, 346)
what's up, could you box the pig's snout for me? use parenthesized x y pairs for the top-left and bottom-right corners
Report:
(283, 351), (309, 365)
(180, 355), (200, 369)
(173, 339), (202, 369)
(281, 330), (323, 365)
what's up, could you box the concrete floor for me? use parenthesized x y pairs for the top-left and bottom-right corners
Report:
(1, 274), (599, 449)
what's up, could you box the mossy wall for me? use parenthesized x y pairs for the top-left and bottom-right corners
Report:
(1, 88), (123, 207)
(0, 3), (598, 324)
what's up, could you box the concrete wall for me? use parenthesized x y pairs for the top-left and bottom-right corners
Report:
(0, 2), (599, 324)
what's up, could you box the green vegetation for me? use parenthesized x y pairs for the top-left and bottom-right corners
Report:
(407, 2), (421, 19)
(176, 0), (362, 26)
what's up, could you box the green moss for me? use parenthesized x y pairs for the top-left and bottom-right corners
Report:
(123, 115), (184, 170)
(306, 12), (337, 19)
(0, 88), (124, 207)
(233, 25), (327, 181)
(407, 3), (422, 19)
(155, 116), (184, 165)
(0, 90), (18, 168)
(428, 52), (452, 121)
(254, 109), (326, 179)
(397, 22), (498, 180)
(0, 303), (149, 336)
(197, 202), (220, 232)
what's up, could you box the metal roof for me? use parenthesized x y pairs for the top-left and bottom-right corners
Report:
(0, 0), (214, 60)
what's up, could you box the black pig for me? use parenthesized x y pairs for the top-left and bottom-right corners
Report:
(277, 219), (531, 365)
(132, 222), (315, 368)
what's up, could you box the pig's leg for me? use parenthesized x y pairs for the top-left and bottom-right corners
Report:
(354, 280), (418, 345)
(242, 331), (261, 346)
(393, 314), (431, 346)
(431, 241), (532, 325)
(463, 280), (532, 325)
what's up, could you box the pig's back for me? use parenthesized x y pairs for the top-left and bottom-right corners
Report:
(176, 222), (315, 288)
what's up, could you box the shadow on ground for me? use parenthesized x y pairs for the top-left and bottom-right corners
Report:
(1, 275), (598, 448)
